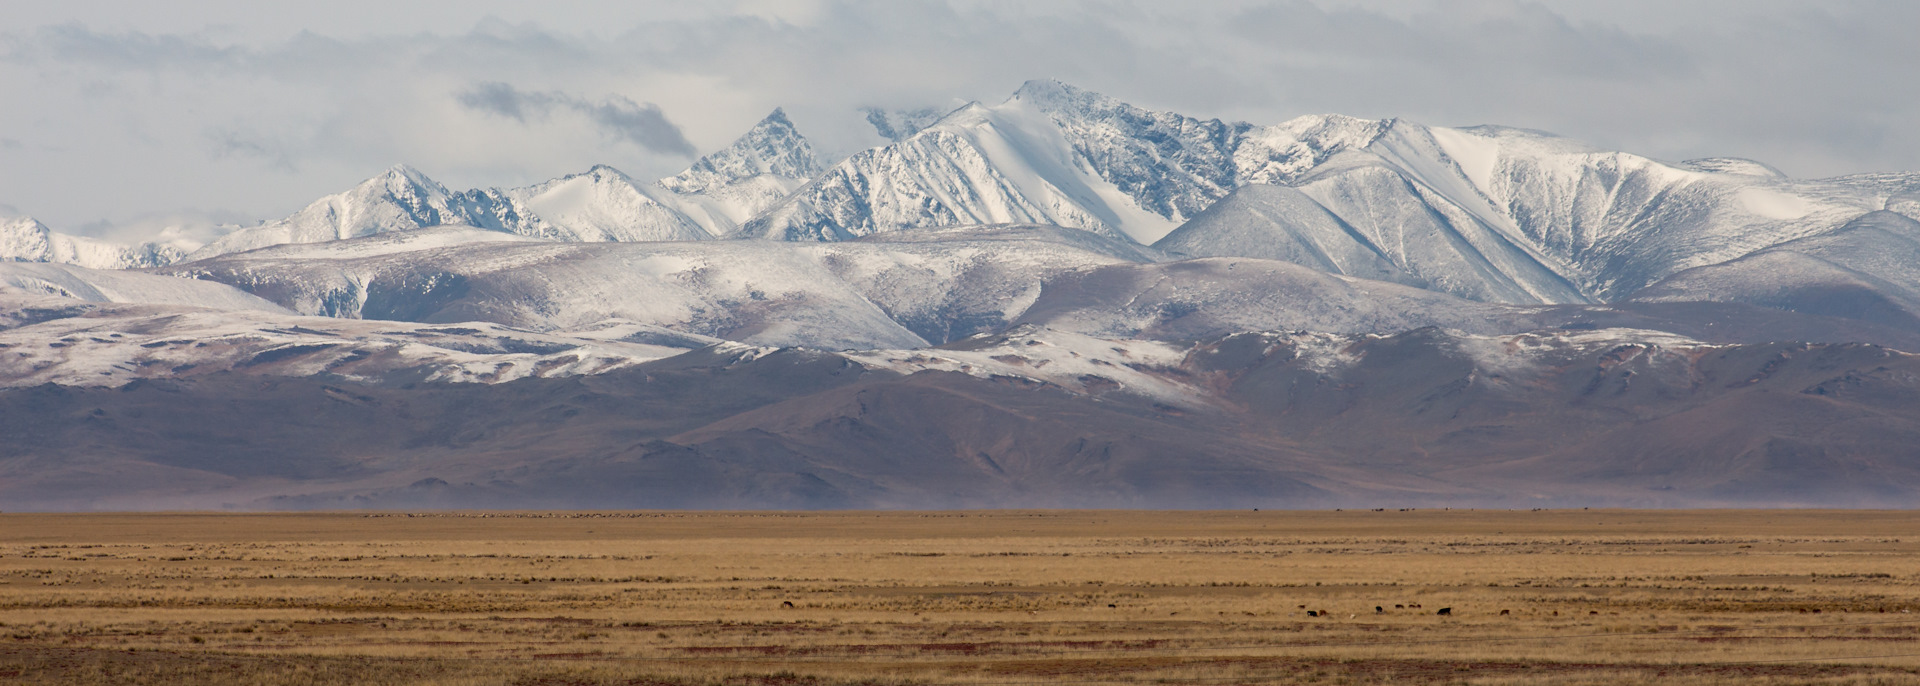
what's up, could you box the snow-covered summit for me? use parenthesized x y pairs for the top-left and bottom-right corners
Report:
(739, 80), (1404, 246)
(719, 80), (1903, 307)
(737, 82), (1198, 243)
(491, 165), (715, 242)
(864, 106), (948, 142)
(1155, 113), (1887, 303)
(651, 108), (826, 229)
(189, 164), (467, 259)
(660, 108), (823, 195)
(1, 215), (183, 269)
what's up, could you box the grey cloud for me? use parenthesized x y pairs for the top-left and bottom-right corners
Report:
(69, 208), (255, 245)
(580, 95), (698, 158)
(455, 82), (696, 157)
(6, 23), (248, 70)
(456, 81), (546, 122)
(1228, 1), (1691, 81)
(205, 127), (302, 172)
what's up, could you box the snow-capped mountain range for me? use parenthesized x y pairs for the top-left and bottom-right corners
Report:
(13, 80), (1917, 312)
(9, 79), (1920, 510)
(171, 108), (820, 258)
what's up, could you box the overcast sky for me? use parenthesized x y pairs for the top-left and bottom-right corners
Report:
(2, 0), (1915, 240)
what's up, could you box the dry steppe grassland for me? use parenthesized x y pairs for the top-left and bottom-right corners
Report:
(2, 509), (1919, 685)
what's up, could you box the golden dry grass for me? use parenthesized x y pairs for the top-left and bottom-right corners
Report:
(2, 509), (1919, 685)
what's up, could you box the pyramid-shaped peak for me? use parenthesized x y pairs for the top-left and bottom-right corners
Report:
(1, 214), (52, 233)
(581, 164), (637, 181)
(360, 164), (452, 200)
(1, 215), (54, 261)
(863, 105), (954, 142)
(1268, 113), (1394, 148)
(659, 108), (823, 194)
(378, 163), (435, 184)
(1008, 79), (1113, 111)
(1013, 78), (1077, 98)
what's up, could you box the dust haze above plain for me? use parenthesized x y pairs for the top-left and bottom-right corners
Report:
(1, 0), (1915, 244)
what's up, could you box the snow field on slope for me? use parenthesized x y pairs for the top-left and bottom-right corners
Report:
(445, 242), (931, 349)
(978, 93), (1181, 243)
(173, 228), (1158, 350)
(0, 262), (292, 312)
(505, 168), (715, 242)
(1017, 258), (1524, 342)
(212, 226), (541, 261)
(0, 296), (694, 388)
(1443, 327), (1707, 385)
(846, 326), (1206, 408)
(808, 236), (1141, 340)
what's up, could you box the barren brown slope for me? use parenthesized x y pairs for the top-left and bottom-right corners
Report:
(4, 329), (1920, 510)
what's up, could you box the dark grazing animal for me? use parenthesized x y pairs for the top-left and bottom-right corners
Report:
(1436, 607), (1453, 616)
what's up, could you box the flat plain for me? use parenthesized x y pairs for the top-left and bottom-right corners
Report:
(2, 510), (1919, 685)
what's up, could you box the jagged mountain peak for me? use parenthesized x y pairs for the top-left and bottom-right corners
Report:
(133, 80), (1905, 314)
(659, 108), (823, 195)
(368, 163), (449, 196)
(1009, 79), (1215, 135)
(1, 215), (182, 269)
(1, 214), (53, 234)
(187, 165), (473, 259)
(1009, 78), (1101, 109)
(864, 106), (950, 142)
(336, 164), (457, 217)
(381, 162), (433, 181)
(566, 164), (638, 184)
(342, 164), (454, 214)
(937, 101), (991, 123)
(1, 215), (56, 261)
(1268, 113), (1392, 151)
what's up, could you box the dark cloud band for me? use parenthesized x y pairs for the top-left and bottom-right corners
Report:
(455, 81), (696, 157)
